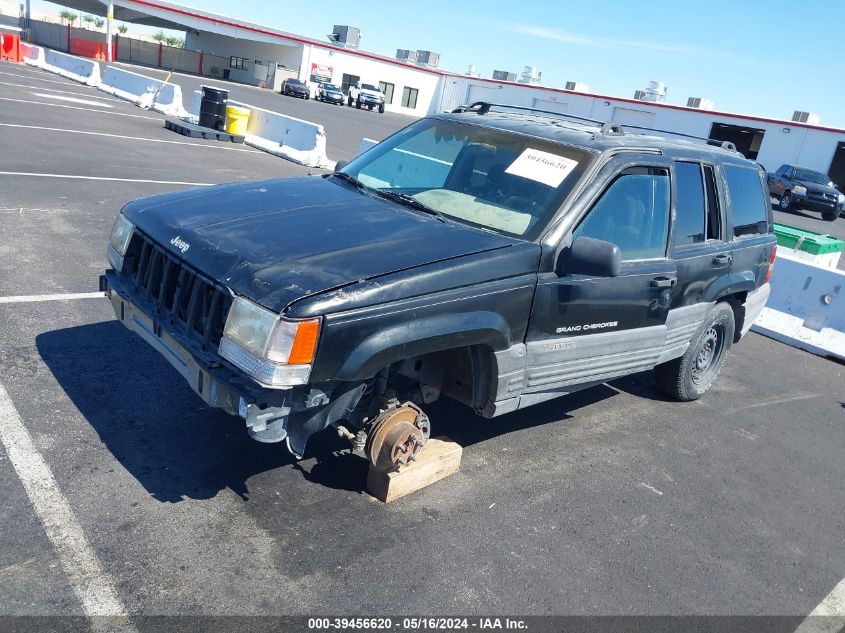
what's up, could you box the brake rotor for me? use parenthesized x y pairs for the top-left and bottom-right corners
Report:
(366, 402), (430, 471)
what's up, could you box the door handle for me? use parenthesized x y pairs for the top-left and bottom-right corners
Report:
(650, 276), (677, 288)
(713, 254), (732, 266)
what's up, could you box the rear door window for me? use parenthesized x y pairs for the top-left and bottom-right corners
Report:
(673, 162), (706, 246)
(724, 166), (769, 237)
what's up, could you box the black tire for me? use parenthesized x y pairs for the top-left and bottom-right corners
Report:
(822, 210), (837, 221)
(378, 103), (385, 113)
(368, 105), (373, 110)
(347, 95), (353, 106)
(655, 302), (735, 401)
(779, 191), (792, 211)
(356, 98), (362, 109)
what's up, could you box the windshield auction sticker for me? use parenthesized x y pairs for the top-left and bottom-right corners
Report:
(505, 148), (579, 188)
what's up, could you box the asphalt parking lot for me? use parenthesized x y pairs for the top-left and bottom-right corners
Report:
(1, 59), (844, 627)
(99, 61), (416, 162)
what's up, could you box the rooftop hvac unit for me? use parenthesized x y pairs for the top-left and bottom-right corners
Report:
(792, 111), (821, 125)
(634, 89), (646, 100)
(687, 97), (714, 110)
(565, 81), (590, 92)
(518, 66), (541, 84)
(330, 25), (361, 48)
(396, 49), (416, 63)
(640, 80), (667, 102)
(493, 70), (517, 82)
(416, 50), (440, 67)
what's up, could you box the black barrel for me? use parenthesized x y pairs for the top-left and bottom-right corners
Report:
(198, 85), (229, 131)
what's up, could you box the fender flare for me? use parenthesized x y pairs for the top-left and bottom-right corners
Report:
(334, 311), (514, 382)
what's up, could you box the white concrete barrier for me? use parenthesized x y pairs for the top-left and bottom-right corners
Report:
(20, 42), (45, 68)
(42, 49), (101, 87)
(187, 90), (333, 169)
(99, 65), (188, 118)
(357, 138), (378, 157)
(751, 251), (845, 361)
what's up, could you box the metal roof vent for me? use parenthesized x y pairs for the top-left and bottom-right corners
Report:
(396, 49), (416, 63)
(634, 89), (647, 100)
(493, 70), (517, 82)
(416, 51), (440, 68)
(518, 66), (541, 85)
(565, 81), (590, 92)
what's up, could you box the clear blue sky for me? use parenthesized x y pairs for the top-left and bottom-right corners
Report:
(36, 0), (845, 127)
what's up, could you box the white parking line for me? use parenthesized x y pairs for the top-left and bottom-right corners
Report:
(0, 96), (159, 120)
(0, 123), (262, 153)
(0, 69), (89, 86)
(0, 292), (105, 304)
(0, 383), (130, 620)
(0, 80), (121, 102)
(0, 171), (214, 186)
(793, 577), (845, 632)
(31, 92), (114, 108)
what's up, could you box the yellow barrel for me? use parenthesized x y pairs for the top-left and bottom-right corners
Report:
(225, 105), (251, 136)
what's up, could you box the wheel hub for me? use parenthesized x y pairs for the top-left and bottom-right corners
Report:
(692, 327), (722, 383)
(365, 402), (431, 471)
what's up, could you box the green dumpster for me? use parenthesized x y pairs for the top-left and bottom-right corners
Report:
(773, 223), (844, 268)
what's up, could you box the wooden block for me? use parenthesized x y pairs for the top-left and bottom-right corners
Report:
(367, 437), (462, 503)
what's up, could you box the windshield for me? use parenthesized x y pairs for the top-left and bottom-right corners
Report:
(323, 84), (341, 91)
(793, 168), (832, 185)
(361, 84), (378, 91)
(340, 118), (592, 239)
(288, 79), (303, 86)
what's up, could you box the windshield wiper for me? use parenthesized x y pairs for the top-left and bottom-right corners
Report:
(374, 189), (446, 222)
(330, 171), (369, 193)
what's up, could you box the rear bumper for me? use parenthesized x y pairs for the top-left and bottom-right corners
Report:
(741, 283), (771, 337)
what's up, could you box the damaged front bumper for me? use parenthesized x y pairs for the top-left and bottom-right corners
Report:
(101, 271), (364, 457)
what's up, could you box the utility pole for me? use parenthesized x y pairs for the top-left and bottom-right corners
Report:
(105, 0), (114, 62)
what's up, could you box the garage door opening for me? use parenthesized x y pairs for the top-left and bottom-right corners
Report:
(827, 142), (845, 189)
(709, 123), (765, 160)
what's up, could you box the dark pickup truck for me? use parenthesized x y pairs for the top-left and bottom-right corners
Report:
(767, 164), (843, 221)
(102, 103), (775, 472)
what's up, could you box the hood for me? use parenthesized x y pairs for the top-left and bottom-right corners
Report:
(796, 179), (840, 196)
(122, 177), (519, 312)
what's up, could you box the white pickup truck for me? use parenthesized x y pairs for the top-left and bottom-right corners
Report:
(347, 82), (386, 113)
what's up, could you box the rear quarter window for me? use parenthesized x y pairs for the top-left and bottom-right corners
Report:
(724, 165), (769, 237)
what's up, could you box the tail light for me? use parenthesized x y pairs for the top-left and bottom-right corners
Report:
(763, 245), (776, 284)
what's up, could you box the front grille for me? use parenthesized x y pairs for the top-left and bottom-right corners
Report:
(809, 191), (835, 201)
(123, 231), (232, 351)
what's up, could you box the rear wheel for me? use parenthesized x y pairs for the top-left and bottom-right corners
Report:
(779, 191), (792, 211)
(347, 95), (353, 106)
(356, 98), (362, 109)
(378, 103), (385, 113)
(655, 302), (735, 401)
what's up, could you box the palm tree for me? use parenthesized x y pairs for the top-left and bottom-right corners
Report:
(94, 18), (105, 30)
(59, 10), (76, 26)
(152, 31), (167, 43)
(82, 15), (94, 29)
(117, 24), (128, 35)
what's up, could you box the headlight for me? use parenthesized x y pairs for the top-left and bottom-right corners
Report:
(793, 185), (807, 195)
(107, 213), (134, 271)
(219, 296), (320, 388)
(838, 193), (844, 205)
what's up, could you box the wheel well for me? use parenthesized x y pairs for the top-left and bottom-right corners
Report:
(392, 345), (495, 411)
(719, 292), (747, 343)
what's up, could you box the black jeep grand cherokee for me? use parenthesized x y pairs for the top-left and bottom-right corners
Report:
(102, 103), (775, 471)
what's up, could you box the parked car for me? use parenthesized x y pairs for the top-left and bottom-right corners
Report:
(767, 164), (843, 221)
(102, 102), (775, 472)
(282, 78), (310, 99)
(317, 83), (345, 105)
(347, 82), (385, 113)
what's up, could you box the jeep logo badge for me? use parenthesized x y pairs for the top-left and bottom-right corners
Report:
(170, 235), (190, 253)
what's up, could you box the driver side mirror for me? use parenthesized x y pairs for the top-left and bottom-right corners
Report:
(557, 236), (622, 277)
(334, 160), (349, 172)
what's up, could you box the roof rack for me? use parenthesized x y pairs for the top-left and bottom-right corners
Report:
(452, 101), (606, 126)
(450, 102), (739, 152)
(616, 123), (738, 152)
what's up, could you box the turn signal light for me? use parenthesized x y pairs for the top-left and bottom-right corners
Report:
(288, 319), (321, 365)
